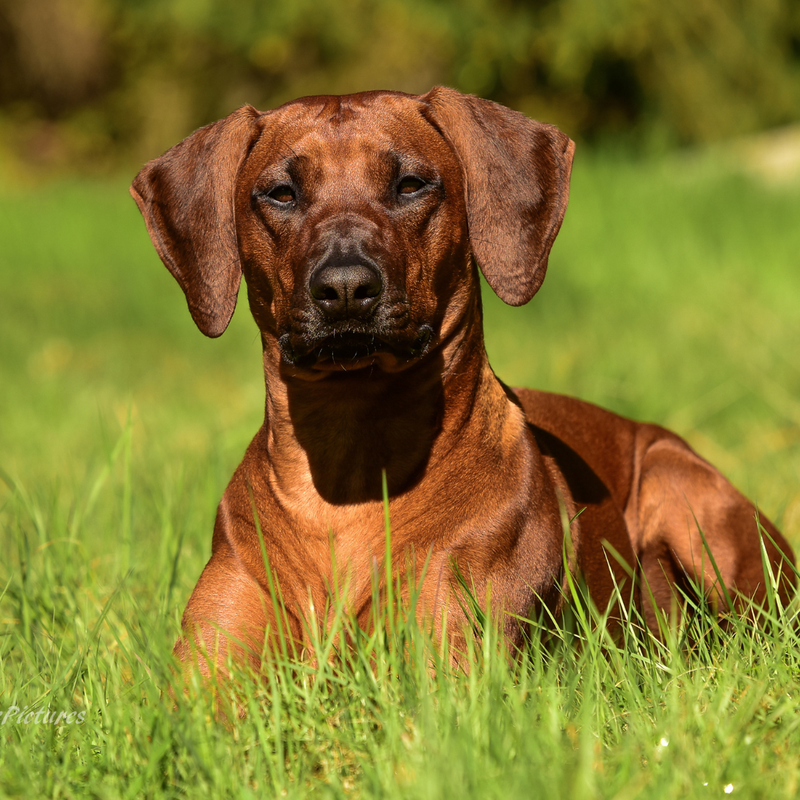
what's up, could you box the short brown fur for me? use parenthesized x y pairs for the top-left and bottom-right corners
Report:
(131, 87), (795, 672)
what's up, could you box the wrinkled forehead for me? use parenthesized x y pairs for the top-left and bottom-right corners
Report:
(247, 92), (457, 180)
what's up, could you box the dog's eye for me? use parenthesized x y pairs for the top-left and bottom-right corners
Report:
(266, 185), (296, 205)
(397, 176), (426, 196)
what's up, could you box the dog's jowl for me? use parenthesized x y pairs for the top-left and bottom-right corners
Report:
(131, 87), (795, 673)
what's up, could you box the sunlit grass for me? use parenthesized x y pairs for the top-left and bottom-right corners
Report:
(1, 152), (799, 797)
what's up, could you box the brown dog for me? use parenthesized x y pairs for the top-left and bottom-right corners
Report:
(131, 87), (795, 671)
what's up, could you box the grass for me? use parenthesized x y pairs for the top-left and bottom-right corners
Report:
(1, 150), (799, 798)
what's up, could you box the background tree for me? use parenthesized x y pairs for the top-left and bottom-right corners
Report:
(1, 0), (799, 175)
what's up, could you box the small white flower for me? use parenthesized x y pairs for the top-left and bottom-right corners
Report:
(724, 784), (734, 794)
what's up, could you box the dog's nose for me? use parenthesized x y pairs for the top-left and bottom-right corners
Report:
(309, 263), (383, 320)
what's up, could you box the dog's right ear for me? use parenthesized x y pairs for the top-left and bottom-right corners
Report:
(130, 106), (262, 338)
(422, 87), (574, 307)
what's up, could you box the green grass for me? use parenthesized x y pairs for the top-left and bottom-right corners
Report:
(1, 152), (799, 798)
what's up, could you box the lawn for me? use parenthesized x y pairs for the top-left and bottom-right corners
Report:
(1, 149), (799, 798)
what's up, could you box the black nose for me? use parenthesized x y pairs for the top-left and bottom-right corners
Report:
(309, 263), (383, 320)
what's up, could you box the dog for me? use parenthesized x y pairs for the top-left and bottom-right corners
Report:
(131, 87), (795, 672)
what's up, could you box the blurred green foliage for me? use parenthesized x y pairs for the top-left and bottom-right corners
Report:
(1, 0), (799, 175)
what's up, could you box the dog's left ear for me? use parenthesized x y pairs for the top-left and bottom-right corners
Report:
(130, 106), (262, 337)
(423, 87), (574, 306)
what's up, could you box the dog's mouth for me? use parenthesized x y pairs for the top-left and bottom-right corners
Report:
(279, 326), (434, 373)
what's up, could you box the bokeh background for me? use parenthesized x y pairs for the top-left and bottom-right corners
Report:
(1, 0), (798, 523)
(2, 0), (800, 179)
(2, 0), (799, 510)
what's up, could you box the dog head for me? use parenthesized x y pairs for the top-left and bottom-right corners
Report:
(131, 87), (574, 377)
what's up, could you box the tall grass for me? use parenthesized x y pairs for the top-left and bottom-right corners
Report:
(1, 152), (799, 797)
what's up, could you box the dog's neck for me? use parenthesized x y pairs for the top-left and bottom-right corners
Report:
(256, 303), (516, 507)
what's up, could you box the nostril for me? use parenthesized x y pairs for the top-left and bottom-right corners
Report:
(309, 271), (341, 302)
(353, 279), (381, 300)
(316, 286), (340, 301)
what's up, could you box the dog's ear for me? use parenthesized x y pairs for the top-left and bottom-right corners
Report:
(130, 106), (262, 337)
(423, 87), (574, 306)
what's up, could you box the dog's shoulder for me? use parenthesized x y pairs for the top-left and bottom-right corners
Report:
(511, 387), (645, 507)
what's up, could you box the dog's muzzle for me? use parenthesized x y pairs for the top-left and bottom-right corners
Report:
(278, 322), (434, 372)
(276, 247), (435, 372)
